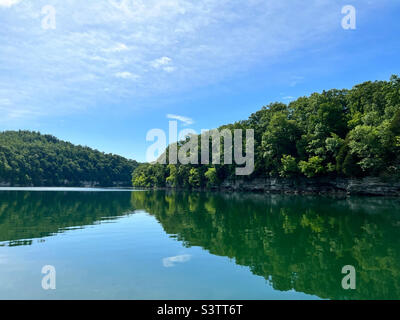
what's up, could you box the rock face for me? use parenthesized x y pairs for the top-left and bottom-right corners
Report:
(220, 177), (400, 196)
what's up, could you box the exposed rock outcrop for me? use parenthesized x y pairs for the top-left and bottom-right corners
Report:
(220, 177), (400, 196)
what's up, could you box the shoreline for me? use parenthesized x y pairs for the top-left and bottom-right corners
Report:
(1, 176), (399, 196)
(140, 176), (400, 197)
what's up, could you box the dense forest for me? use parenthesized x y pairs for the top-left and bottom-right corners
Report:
(0, 131), (138, 186)
(133, 75), (400, 188)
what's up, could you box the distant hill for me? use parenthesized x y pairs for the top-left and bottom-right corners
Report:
(0, 131), (138, 187)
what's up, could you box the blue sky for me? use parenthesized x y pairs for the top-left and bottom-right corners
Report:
(0, 0), (399, 162)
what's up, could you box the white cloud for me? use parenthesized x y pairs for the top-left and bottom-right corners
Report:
(103, 43), (129, 53)
(151, 56), (172, 69)
(162, 254), (192, 267)
(167, 114), (194, 126)
(0, 0), (22, 8)
(0, 0), (391, 122)
(115, 71), (139, 80)
(151, 56), (175, 72)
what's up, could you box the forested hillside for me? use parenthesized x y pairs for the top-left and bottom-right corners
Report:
(0, 131), (138, 186)
(133, 75), (400, 188)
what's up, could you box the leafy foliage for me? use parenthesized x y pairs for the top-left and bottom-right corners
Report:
(133, 76), (400, 188)
(298, 156), (324, 178)
(0, 131), (138, 186)
(279, 155), (299, 178)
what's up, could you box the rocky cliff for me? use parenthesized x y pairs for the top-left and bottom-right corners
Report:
(220, 177), (400, 196)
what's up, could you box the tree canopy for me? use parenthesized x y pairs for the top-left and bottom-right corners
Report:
(133, 75), (400, 188)
(0, 130), (138, 186)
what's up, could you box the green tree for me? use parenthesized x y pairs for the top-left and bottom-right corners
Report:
(279, 155), (299, 178)
(262, 113), (301, 174)
(204, 167), (219, 187)
(348, 125), (388, 173)
(166, 164), (178, 187)
(188, 168), (201, 188)
(299, 156), (324, 178)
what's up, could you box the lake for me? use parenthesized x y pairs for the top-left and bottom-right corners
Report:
(0, 188), (399, 300)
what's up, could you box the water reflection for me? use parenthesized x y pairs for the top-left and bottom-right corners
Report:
(131, 191), (400, 300)
(0, 190), (399, 299)
(0, 191), (134, 245)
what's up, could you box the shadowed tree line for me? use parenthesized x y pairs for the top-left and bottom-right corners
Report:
(133, 76), (400, 189)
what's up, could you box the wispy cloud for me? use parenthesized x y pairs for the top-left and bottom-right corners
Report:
(289, 76), (305, 87)
(162, 254), (192, 267)
(282, 96), (295, 101)
(0, 0), (22, 8)
(115, 71), (139, 80)
(151, 57), (172, 68)
(163, 66), (175, 73)
(151, 56), (175, 73)
(102, 43), (129, 53)
(0, 104), (41, 120)
(0, 98), (11, 105)
(167, 114), (194, 126)
(0, 0), (391, 123)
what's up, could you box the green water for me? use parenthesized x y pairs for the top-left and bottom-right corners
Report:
(0, 189), (399, 300)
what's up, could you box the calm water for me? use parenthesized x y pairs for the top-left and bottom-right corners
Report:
(0, 189), (399, 300)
